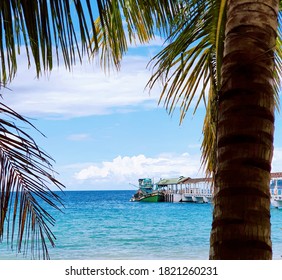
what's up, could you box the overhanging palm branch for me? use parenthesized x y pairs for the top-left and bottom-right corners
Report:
(92, 0), (179, 70)
(146, 0), (226, 176)
(0, 0), (98, 85)
(0, 102), (64, 259)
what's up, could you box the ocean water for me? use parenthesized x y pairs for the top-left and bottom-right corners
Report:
(1, 190), (282, 260)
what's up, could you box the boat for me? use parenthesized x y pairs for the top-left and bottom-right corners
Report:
(130, 178), (164, 202)
(270, 177), (282, 208)
(271, 195), (282, 208)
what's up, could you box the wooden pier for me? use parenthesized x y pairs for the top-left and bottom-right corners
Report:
(157, 176), (213, 203)
(156, 172), (282, 204)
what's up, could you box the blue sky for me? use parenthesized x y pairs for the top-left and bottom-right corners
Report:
(1, 6), (282, 190)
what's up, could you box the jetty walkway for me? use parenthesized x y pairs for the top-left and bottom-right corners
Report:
(156, 172), (282, 204)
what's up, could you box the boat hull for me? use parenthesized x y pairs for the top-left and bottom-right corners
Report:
(271, 195), (282, 208)
(140, 193), (164, 202)
(131, 192), (164, 202)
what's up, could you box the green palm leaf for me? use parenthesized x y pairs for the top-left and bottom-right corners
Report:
(0, 102), (64, 259)
(0, 0), (97, 84)
(146, 0), (225, 176)
(92, 0), (179, 70)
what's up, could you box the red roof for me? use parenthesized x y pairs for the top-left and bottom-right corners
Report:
(271, 172), (282, 178)
(180, 177), (212, 184)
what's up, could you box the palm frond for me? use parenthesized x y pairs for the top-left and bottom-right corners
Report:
(0, 0), (97, 85)
(0, 102), (64, 259)
(146, 0), (225, 175)
(146, 1), (213, 113)
(92, 0), (179, 70)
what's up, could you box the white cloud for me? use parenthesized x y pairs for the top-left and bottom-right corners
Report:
(272, 147), (282, 172)
(67, 133), (92, 141)
(69, 147), (282, 190)
(0, 41), (207, 120)
(1, 48), (162, 119)
(73, 153), (203, 189)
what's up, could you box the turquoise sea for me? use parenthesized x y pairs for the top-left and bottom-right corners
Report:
(1, 190), (282, 260)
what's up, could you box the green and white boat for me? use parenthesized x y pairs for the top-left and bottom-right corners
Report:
(130, 178), (164, 202)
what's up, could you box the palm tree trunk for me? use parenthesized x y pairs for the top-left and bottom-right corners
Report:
(209, 0), (279, 259)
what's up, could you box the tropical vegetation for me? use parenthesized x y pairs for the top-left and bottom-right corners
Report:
(0, 0), (282, 260)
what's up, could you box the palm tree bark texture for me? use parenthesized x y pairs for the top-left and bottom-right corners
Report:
(210, 0), (279, 259)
